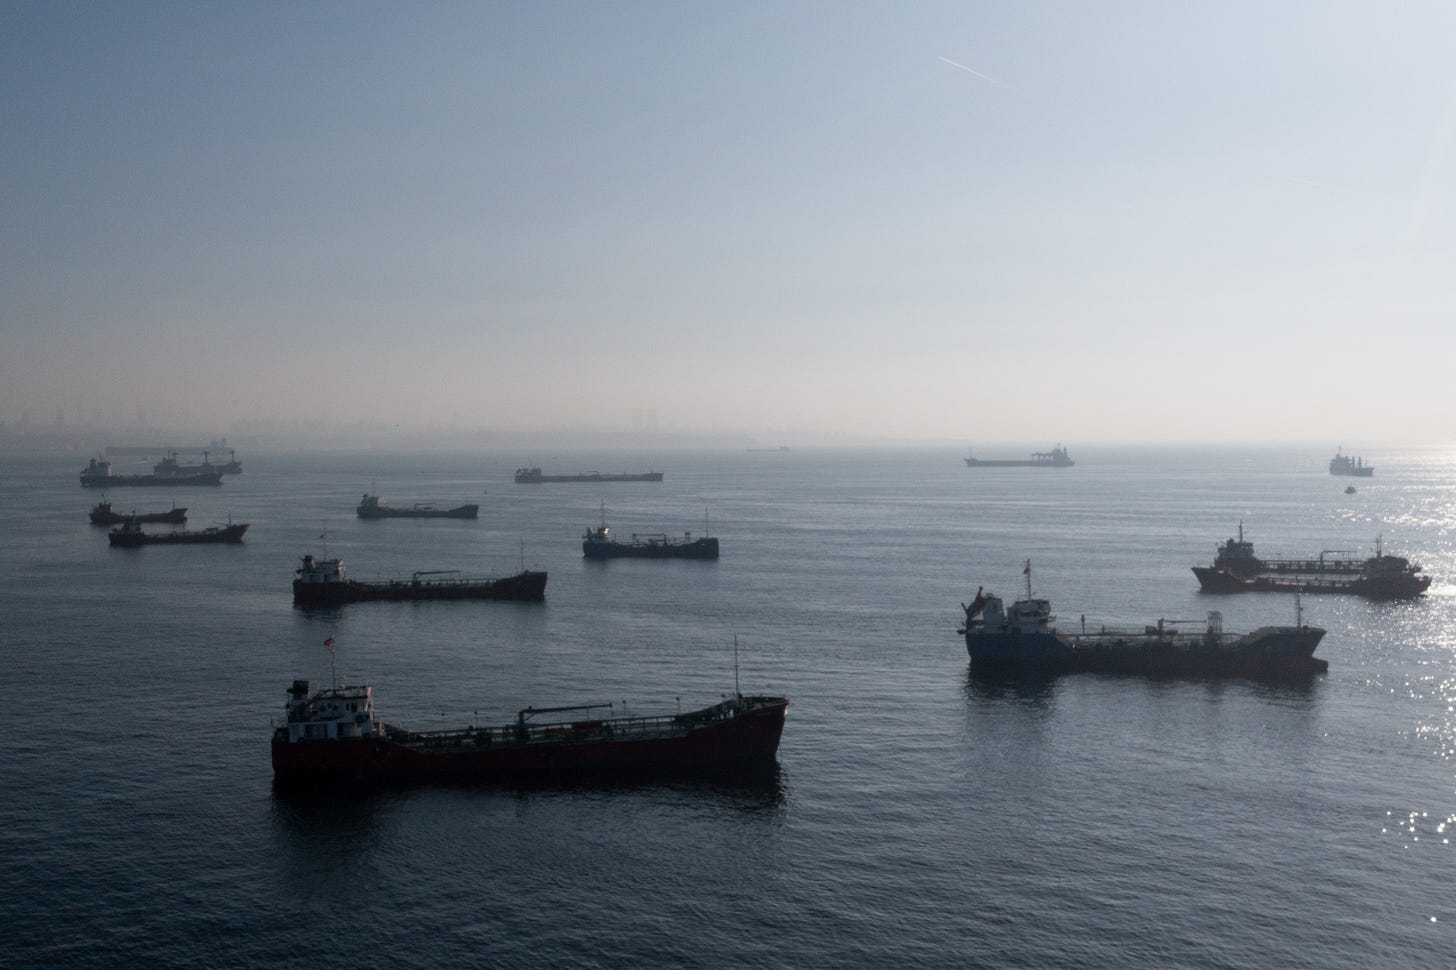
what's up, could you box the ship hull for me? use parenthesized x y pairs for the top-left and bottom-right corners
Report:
(90, 506), (187, 525)
(109, 523), (248, 546)
(292, 569), (548, 606)
(515, 472), (664, 484)
(1193, 566), (1430, 600)
(965, 627), (1327, 676)
(583, 537), (719, 560)
(963, 459), (1072, 468)
(81, 472), (222, 487)
(357, 504), (479, 519)
(157, 462), (241, 476)
(272, 699), (787, 785)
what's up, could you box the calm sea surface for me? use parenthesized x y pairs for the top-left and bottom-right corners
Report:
(3, 445), (1456, 968)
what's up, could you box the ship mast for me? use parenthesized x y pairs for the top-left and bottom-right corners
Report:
(734, 634), (741, 699)
(1024, 560), (1032, 600)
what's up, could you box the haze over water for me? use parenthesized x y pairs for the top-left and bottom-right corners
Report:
(6, 2), (1456, 964)
(3, 444), (1456, 966)
(4, 2), (1456, 443)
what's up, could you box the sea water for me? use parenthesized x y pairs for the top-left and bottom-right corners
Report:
(2, 444), (1454, 967)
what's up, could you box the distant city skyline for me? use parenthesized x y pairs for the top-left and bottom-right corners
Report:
(4, 2), (1455, 445)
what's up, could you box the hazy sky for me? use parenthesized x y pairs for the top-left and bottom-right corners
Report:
(3, 1), (1454, 443)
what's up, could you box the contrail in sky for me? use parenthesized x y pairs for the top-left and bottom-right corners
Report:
(938, 56), (1001, 86)
(1287, 175), (1351, 193)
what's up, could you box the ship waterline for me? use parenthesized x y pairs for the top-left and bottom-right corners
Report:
(271, 680), (788, 785)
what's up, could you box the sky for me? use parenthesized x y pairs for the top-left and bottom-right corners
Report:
(2, 1), (1455, 445)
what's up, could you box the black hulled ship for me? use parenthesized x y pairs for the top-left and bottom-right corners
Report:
(582, 507), (719, 560)
(1192, 526), (1430, 600)
(89, 500), (187, 525)
(960, 564), (1327, 676)
(292, 555), (547, 607)
(108, 517), (248, 546)
(964, 445), (1074, 468)
(272, 679), (787, 786)
(81, 457), (222, 487)
(356, 494), (479, 519)
(515, 467), (664, 484)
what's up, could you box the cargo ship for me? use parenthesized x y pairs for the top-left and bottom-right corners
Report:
(89, 500), (187, 525)
(583, 524), (720, 560)
(80, 457), (222, 487)
(356, 494), (479, 519)
(514, 467), (664, 484)
(1329, 449), (1373, 477)
(271, 679), (788, 786)
(959, 564), (1327, 675)
(108, 518), (248, 547)
(1196, 523), (1366, 576)
(1191, 526), (1430, 600)
(963, 445), (1074, 468)
(154, 449), (242, 476)
(292, 554), (547, 606)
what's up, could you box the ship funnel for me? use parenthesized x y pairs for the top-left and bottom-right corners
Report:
(1206, 611), (1223, 636)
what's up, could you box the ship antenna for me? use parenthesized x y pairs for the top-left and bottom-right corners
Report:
(325, 632), (337, 689)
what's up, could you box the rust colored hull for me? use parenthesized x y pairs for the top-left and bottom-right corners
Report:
(272, 699), (787, 785)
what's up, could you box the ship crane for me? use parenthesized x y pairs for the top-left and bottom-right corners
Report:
(516, 702), (615, 742)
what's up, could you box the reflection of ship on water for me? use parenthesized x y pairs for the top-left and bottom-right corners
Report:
(964, 445), (1074, 468)
(1191, 524), (1430, 600)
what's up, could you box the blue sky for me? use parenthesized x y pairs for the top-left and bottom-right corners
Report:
(3, 1), (1454, 442)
